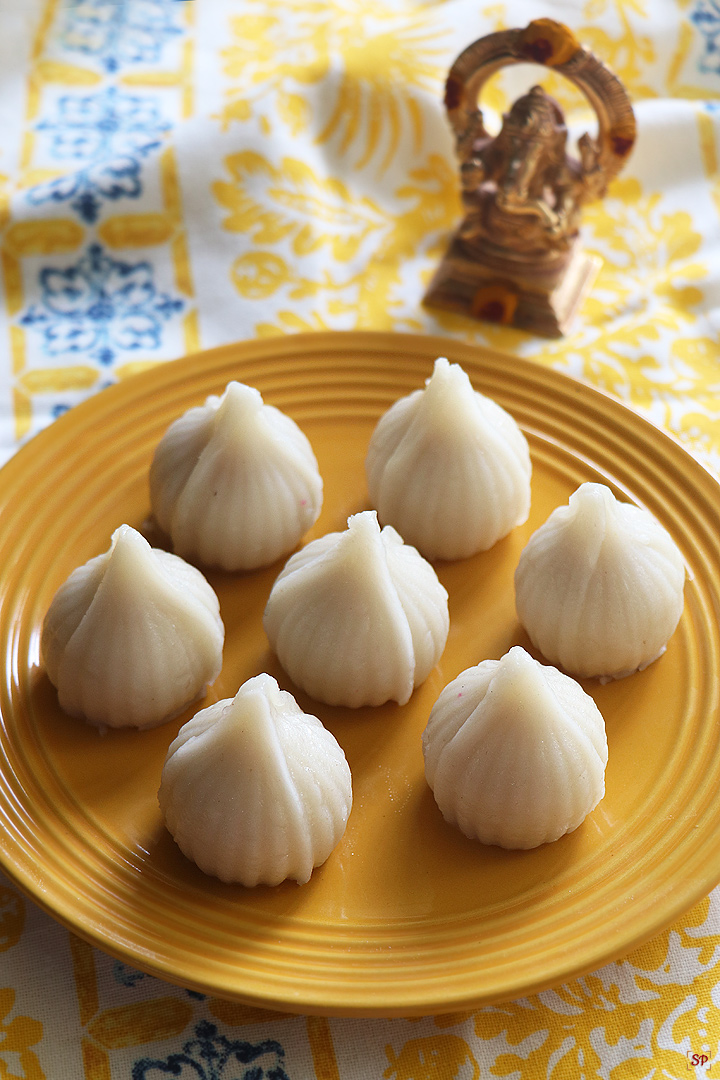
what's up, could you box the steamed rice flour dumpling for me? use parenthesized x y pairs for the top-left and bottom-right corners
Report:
(263, 510), (449, 707)
(422, 646), (608, 849)
(150, 381), (323, 572)
(159, 674), (352, 886)
(365, 357), (531, 561)
(41, 524), (224, 730)
(515, 483), (686, 679)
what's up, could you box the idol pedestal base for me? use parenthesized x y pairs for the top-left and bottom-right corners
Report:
(423, 236), (601, 338)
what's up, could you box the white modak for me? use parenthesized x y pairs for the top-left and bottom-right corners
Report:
(515, 482), (686, 679)
(365, 357), (531, 561)
(263, 510), (449, 708)
(150, 381), (323, 571)
(41, 525), (224, 729)
(158, 674), (352, 886)
(422, 646), (608, 850)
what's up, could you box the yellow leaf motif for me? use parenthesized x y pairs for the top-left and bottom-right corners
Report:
(277, 92), (310, 136)
(533, 176), (708, 406)
(222, 15), (279, 78)
(213, 151), (386, 261)
(355, 153), (462, 329)
(580, 0), (658, 99)
(222, 11), (329, 86)
(315, 17), (447, 172)
(436, 895), (720, 1080)
(217, 97), (252, 128)
(87, 998), (192, 1049)
(384, 1035), (479, 1080)
(0, 990), (44, 1080)
(5, 220), (84, 257)
(474, 982), (653, 1078)
(226, 152), (462, 335)
(231, 252), (289, 299)
(232, 251), (363, 304)
(255, 310), (331, 337)
(218, 0), (448, 171)
(671, 336), (720, 467)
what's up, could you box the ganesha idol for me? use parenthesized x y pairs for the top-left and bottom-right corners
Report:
(424, 19), (636, 337)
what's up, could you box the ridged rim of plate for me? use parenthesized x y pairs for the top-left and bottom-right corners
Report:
(0, 330), (719, 1016)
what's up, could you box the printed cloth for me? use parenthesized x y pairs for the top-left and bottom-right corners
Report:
(1, 0), (720, 1077)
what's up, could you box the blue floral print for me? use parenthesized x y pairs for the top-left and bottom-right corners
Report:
(111, 961), (205, 998)
(112, 960), (146, 987)
(59, 0), (184, 74)
(691, 0), (720, 72)
(20, 244), (183, 365)
(131, 1021), (290, 1080)
(28, 87), (170, 222)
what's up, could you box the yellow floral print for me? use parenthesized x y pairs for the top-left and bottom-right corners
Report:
(0, 991), (43, 1080)
(218, 0), (448, 172)
(214, 151), (387, 261)
(544, 177), (708, 407)
(220, 151), (461, 333)
(580, 0), (658, 99)
(5, 0), (720, 1075)
(419, 900), (720, 1078)
(384, 1035), (479, 1080)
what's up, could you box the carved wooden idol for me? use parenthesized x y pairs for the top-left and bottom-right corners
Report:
(424, 18), (636, 337)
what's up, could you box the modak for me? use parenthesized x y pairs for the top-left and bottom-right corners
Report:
(150, 381), (323, 571)
(422, 647), (608, 849)
(263, 510), (449, 707)
(159, 674), (352, 886)
(41, 524), (224, 729)
(365, 357), (531, 560)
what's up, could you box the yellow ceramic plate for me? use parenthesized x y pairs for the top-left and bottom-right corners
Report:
(1, 331), (719, 1017)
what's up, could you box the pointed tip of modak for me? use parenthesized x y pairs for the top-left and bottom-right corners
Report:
(346, 509), (382, 540)
(570, 482), (618, 513)
(222, 380), (264, 407)
(335, 511), (394, 588)
(238, 671), (279, 695)
(502, 644), (539, 672)
(506, 644), (530, 658)
(426, 355), (473, 393)
(566, 483), (623, 546)
(429, 355), (451, 379)
(110, 522), (147, 548)
(108, 523), (154, 567)
(487, 646), (548, 709)
(209, 674), (292, 741)
(106, 524), (170, 582)
(427, 355), (463, 381)
(213, 380), (264, 427)
(345, 509), (408, 549)
(421, 356), (477, 423)
(234, 671), (290, 711)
